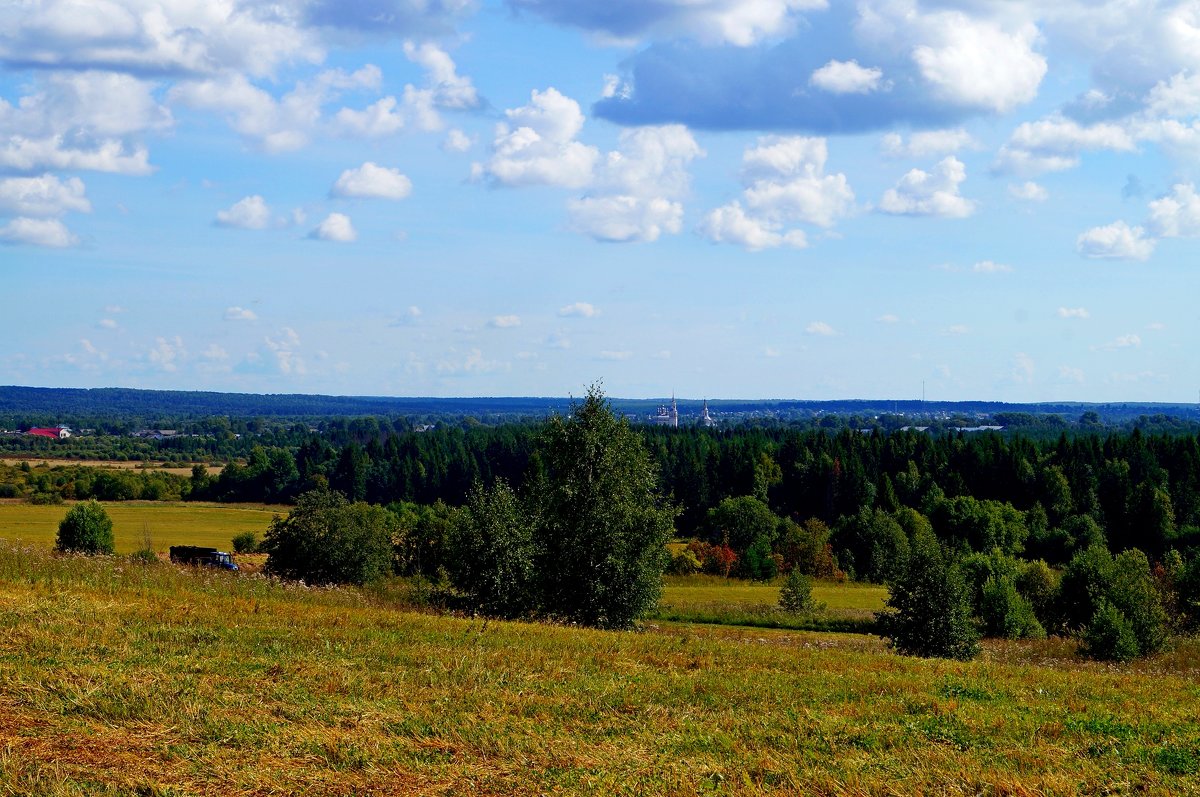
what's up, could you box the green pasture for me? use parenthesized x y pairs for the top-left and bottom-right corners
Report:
(0, 501), (282, 553)
(2, 542), (1199, 795)
(654, 574), (888, 632)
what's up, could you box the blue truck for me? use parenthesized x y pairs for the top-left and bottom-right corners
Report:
(169, 545), (239, 571)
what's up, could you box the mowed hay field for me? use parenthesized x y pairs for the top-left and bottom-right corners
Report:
(3, 545), (1200, 795)
(654, 575), (887, 631)
(0, 501), (281, 553)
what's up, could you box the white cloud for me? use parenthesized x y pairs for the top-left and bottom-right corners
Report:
(202, 344), (229, 361)
(809, 60), (885, 95)
(558, 302), (598, 318)
(994, 118), (1136, 175)
(880, 129), (975, 159)
(699, 202), (808, 251)
(805, 321), (836, 336)
(436, 347), (506, 375)
(331, 162), (413, 200)
(172, 66), (379, 153)
(1076, 220), (1155, 261)
(702, 136), (852, 250)
(481, 88), (599, 189)
(0, 217), (77, 247)
(1094, 334), (1142, 351)
(402, 41), (479, 111)
(1058, 366), (1085, 385)
(390, 306), (423, 326)
(568, 124), (703, 242)
(224, 306), (257, 321)
(215, 195), (271, 229)
(879, 156), (975, 218)
(98, 318), (118, 329)
(1147, 183), (1200, 238)
(545, 329), (571, 349)
(972, 260), (1012, 274)
(264, 327), (305, 375)
(0, 174), (90, 217)
(148, 336), (186, 373)
(598, 350), (633, 361)
(911, 15), (1046, 113)
(310, 212), (356, 243)
(944, 325), (970, 336)
(876, 314), (900, 324)
(489, 315), (522, 328)
(1012, 352), (1035, 384)
(1009, 181), (1048, 202)
(442, 129), (472, 153)
(1057, 307), (1090, 319)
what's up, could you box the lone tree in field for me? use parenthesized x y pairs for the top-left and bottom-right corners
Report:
(876, 528), (979, 660)
(532, 383), (676, 628)
(56, 500), (115, 555)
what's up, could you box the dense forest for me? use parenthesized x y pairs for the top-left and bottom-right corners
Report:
(11, 421), (1200, 573)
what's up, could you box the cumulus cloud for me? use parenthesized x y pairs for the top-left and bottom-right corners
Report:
(442, 128), (472, 153)
(1057, 307), (1090, 319)
(0, 217), (77, 247)
(310, 212), (357, 242)
(598, 350), (633, 361)
(489, 315), (521, 328)
(1009, 181), (1049, 202)
(1011, 352), (1035, 384)
(879, 156), (974, 218)
(0, 174), (90, 217)
(1147, 182), (1200, 238)
(701, 136), (853, 250)
(994, 117), (1136, 175)
(331, 162), (413, 200)
(215, 195), (271, 229)
(805, 321), (837, 336)
(809, 60), (885, 94)
(224, 306), (257, 321)
(264, 327), (305, 375)
(148, 336), (186, 372)
(1076, 220), (1155, 261)
(1094, 333), (1142, 351)
(881, 128), (975, 159)
(568, 124), (703, 242)
(909, 15), (1046, 113)
(559, 302), (598, 318)
(480, 88), (599, 188)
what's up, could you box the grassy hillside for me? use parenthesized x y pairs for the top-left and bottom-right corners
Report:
(2, 543), (1200, 795)
(0, 501), (281, 553)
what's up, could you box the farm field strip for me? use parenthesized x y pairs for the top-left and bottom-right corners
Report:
(1, 543), (1199, 795)
(0, 456), (225, 477)
(0, 501), (281, 553)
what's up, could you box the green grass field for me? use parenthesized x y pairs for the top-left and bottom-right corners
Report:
(654, 575), (887, 632)
(2, 542), (1199, 795)
(0, 501), (282, 553)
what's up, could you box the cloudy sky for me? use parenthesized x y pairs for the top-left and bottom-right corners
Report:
(3, 0), (1199, 401)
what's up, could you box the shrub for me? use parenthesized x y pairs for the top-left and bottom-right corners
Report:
(232, 531), (260, 554)
(876, 529), (979, 660)
(1015, 559), (1060, 629)
(1109, 549), (1168, 655)
(447, 480), (537, 618)
(979, 575), (1045, 640)
(1080, 601), (1140, 662)
(667, 548), (702, 575)
(56, 500), (115, 555)
(778, 569), (822, 614)
(263, 489), (396, 586)
(29, 491), (63, 505)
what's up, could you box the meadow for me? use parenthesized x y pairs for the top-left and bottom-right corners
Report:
(0, 501), (280, 553)
(654, 575), (886, 632)
(2, 543), (1200, 795)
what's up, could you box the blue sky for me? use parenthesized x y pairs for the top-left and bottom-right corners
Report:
(2, 0), (1198, 401)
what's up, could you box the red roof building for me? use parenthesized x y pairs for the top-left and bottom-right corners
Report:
(28, 427), (70, 439)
